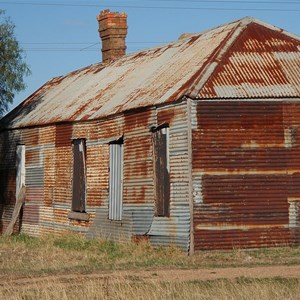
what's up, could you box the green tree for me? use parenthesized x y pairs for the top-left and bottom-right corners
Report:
(0, 10), (30, 116)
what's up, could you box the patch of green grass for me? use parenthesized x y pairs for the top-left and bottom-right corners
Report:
(0, 233), (40, 247)
(53, 234), (97, 251)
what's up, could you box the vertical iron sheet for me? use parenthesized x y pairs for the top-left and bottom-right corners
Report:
(109, 142), (123, 220)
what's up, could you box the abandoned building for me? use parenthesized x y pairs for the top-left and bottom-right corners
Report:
(1, 10), (300, 253)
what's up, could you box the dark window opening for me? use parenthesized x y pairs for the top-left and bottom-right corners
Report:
(109, 137), (123, 220)
(153, 127), (170, 217)
(72, 139), (86, 212)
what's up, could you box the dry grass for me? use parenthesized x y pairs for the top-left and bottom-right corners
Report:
(1, 277), (300, 300)
(0, 233), (186, 277)
(0, 234), (300, 299)
(0, 233), (299, 278)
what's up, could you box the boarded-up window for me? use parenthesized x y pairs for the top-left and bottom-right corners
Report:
(109, 138), (123, 220)
(153, 127), (170, 217)
(72, 139), (86, 212)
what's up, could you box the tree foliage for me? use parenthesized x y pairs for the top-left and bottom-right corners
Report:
(0, 10), (30, 116)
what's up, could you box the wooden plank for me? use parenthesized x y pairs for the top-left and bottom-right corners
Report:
(4, 185), (26, 236)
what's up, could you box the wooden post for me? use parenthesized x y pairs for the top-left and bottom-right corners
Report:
(4, 185), (26, 236)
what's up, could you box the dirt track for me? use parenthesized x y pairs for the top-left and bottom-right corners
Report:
(1, 265), (299, 288)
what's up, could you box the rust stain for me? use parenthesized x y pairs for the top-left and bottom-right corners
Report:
(169, 24), (240, 102)
(124, 109), (151, 132)
(55, 123), (73, 147)
(39, 126), (55, 145)
(23, 205), (40, 225)
(25, 149), (39, 165)
(199, 22), (300, 98)
(194, 228), (293, 250)
(22, 128), (39, 146)
(193, 100), (300, 250)
(157, 108), (175, 126)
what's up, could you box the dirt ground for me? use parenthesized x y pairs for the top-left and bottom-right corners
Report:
(1, 265), (299, 288)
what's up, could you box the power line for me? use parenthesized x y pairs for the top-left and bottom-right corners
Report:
(2, 0), (300, 5)
(1, 1), (300, 11)
(143, 0), (300, 2)
(23, 48), (99, 51)
(21, 42), (165, 45)
(20, 41), (166, 52)
(22, 47), (145, 52)
(21, 42), (98, 45)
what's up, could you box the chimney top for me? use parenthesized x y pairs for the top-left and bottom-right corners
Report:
(97, 9), (128, 63)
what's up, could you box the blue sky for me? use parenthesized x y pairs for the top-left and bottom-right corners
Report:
(1, 0), (300, 113)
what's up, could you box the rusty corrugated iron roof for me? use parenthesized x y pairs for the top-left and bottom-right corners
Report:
(3, 17), (300, 129)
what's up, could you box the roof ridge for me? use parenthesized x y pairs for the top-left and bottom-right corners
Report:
(241, 16), (300, 41)
(185, 19), (247, 98)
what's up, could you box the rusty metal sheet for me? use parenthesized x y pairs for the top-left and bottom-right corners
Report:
(0, 101), (193, 251)
(39, 126), (55, 145)
(194, 228), (294, 250)
(0, 131), (22, 233)
(148, 103), (191, 250)
(72, 139), (86, 212)
(198, 22), (300, 99)
(22, 128), (39, 145)
(192, 100), (300, 251)
(153, 127), (170, 217)
(43, 147), (56, 207)
(87, 204), (153, 241)
(54, 147), (72, 204)
(84, 103), (191, 251)
(8, 17), (300, 129)
(85, 144), (108, 208)
(73, 121), (98, 141)
(22, 204), (40, 225)
(122, 109), (154, 207)
(55, 123), (73, 147)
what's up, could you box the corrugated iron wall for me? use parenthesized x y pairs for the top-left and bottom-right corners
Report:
(1, 102), (191, 251)
(88, 105), (191, 251)
(4, 98), (300, 252)
(192, 100), (300, 250)
(88, 109), (157, 242)
(0, 130), (21, 233)
(148, 103), (191, 251)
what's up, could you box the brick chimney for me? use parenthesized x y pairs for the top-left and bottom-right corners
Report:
(97, 9), (128, 63)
